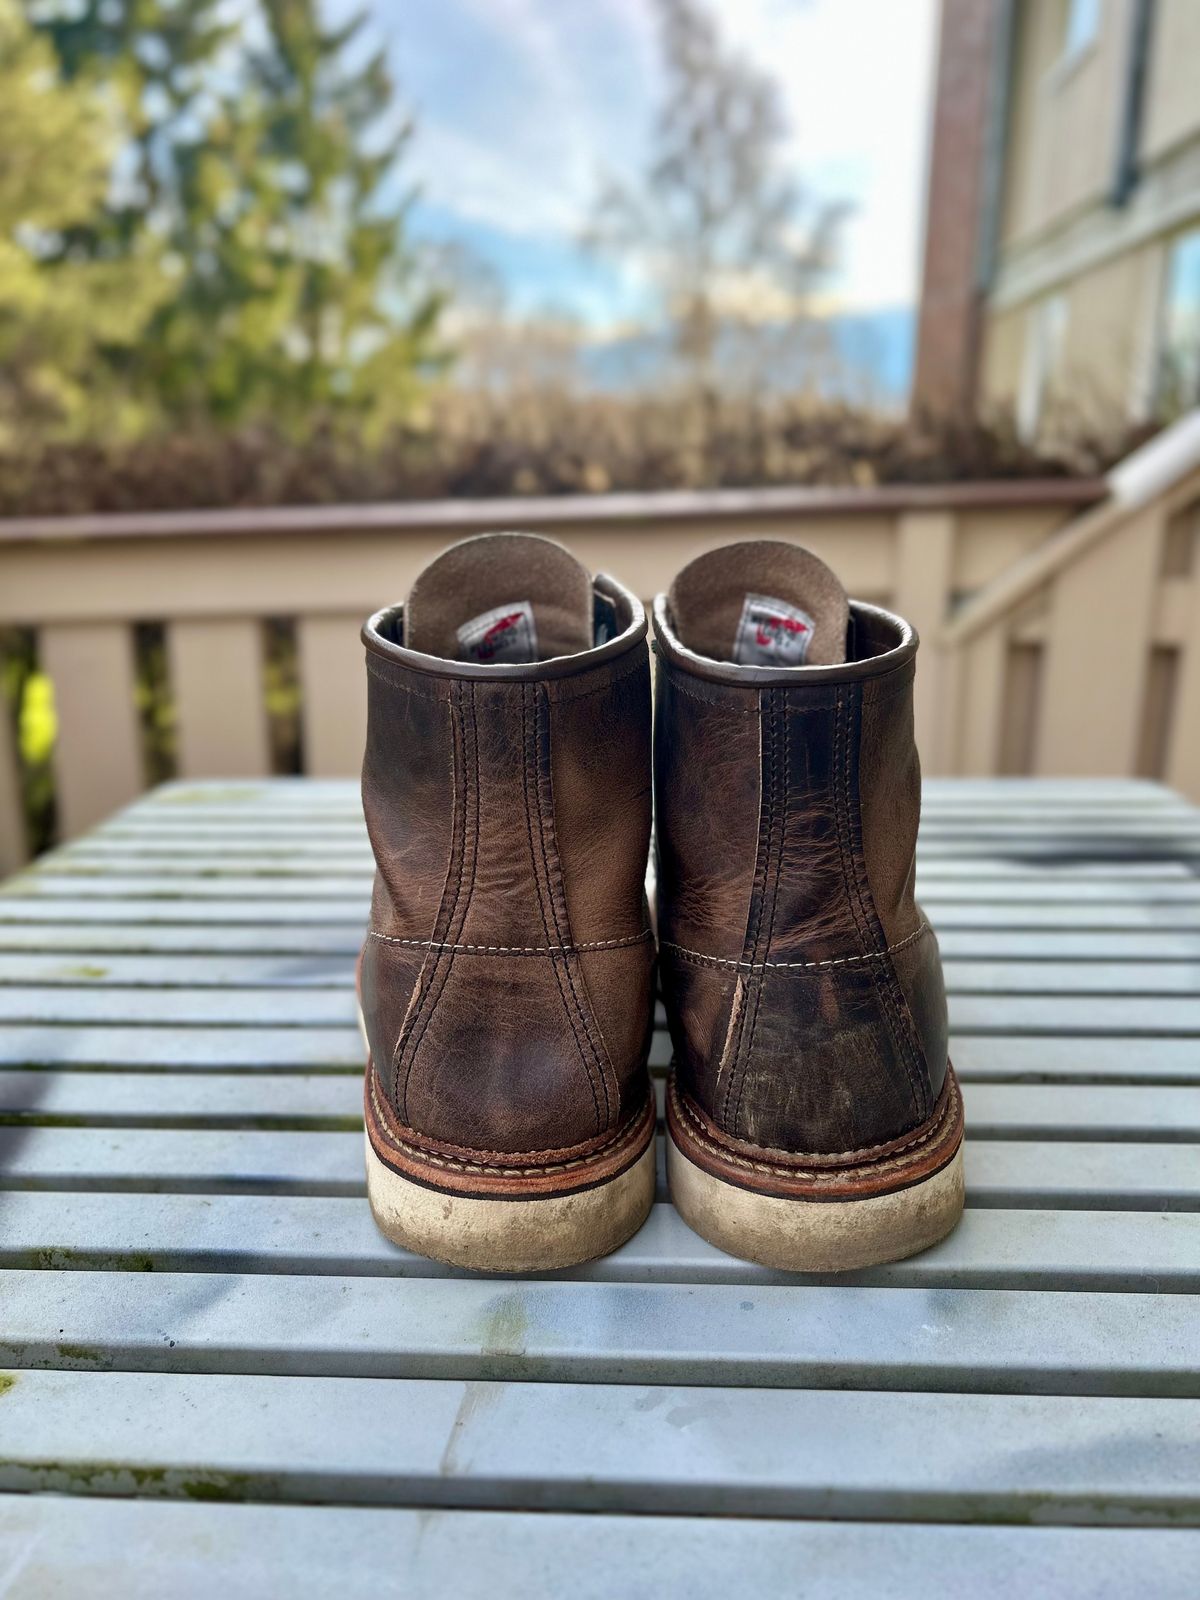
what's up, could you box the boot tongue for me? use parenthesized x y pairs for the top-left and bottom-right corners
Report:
(405, 531), (594, 663)
(668, 540), (849, 667)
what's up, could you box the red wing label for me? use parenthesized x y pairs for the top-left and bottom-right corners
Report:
(456, 601), (539, 664)
(733, 593), (814, 667)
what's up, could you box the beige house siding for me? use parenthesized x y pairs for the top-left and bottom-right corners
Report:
(982, 240), (1159, 427)
(999, 0), (1130, 251)
(979, 306), (1026, 412)
(1058, 247), (1153, 416)
(1141, 0), (1200, 162)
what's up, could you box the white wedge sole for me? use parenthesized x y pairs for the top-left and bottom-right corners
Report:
(366, 1129), (656, 1273)
(667, 1132), (964, 1272)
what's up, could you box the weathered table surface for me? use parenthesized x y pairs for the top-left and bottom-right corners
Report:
(0, 777), (1198, 1597)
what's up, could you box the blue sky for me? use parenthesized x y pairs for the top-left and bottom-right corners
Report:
(366, 0), (938, 331)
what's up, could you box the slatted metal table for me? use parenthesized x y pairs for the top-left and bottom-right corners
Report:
(0, 777), (1197, 1596)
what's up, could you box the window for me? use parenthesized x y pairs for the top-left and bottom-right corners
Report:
(1063, 0), (1102, 64)
(1018, 294), (1067, 440)
(1158, 228), (1200, 412)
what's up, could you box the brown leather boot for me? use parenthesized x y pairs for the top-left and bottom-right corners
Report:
(653, 541), (964, 1270)
(359, 532), (657, 1271)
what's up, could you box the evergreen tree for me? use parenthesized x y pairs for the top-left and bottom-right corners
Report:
(151, 0), (445, 429)
(24, 0), (444, 434)
(0, 0), (166, 436)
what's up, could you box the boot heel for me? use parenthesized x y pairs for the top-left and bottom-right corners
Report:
(365, 1127), (656, 1274)
(666, 1070), (965, 1273)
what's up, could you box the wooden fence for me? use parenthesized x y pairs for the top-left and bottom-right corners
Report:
(1, 409), (1198, 869)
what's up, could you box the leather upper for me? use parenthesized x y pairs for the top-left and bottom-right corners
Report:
(359, 570), (655, 1159)
(653, 594), (949, 1156)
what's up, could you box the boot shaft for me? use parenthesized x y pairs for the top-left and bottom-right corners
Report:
(653, 547), (948, 1156)
(359, 536), (655, 1160)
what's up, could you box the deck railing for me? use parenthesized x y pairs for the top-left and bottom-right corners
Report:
(2, 411), (1198, 870)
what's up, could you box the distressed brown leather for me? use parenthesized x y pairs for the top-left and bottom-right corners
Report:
(654, 588), (949, 1158)
(359, 538), (655, 1185)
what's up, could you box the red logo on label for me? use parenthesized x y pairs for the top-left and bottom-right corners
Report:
(475, 612), (524, 659)
(754, 612), (810, 648)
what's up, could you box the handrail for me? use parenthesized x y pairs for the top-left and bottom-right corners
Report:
(0, 477), (1106, 546)
(942, 409), (1200, 646)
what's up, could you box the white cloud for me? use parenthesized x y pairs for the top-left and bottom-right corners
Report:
(393, 0), (938, 317)
(714, 0), (938, 310)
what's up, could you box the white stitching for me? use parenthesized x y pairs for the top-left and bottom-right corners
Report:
(368, 929), (653, 957)
(662, 920), (930, 973)
(670, 1070), (960, 1175)
(368, 1070), (652, 1177)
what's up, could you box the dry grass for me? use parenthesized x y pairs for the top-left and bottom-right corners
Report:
(0, 389), (1147, 515)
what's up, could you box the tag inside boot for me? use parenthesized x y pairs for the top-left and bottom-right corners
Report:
(456, 601), (538, 664)
(405, 532), (594, 662)
(668, 541), (849, 667)
(733, 594), (816, 667)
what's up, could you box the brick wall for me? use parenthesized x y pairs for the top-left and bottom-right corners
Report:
(911, 0), (1002, 417)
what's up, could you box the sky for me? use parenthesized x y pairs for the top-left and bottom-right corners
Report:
(368, 0), (939, 334)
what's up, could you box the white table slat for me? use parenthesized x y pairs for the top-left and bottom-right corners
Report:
(1, 1192), (1197, 1291)
(1, 1499), (1196, 1600)
(3, 1271), (1199, 1392)
(0, 1373), (1198, 1529)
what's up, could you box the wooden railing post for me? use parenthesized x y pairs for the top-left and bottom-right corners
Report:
(894, 511), (957, 773)
(168, 619), (271, 778)
(1166, 549), (1200, 803)
(0, 693), (26, 874)
(297, 615), (368, 777)
(39, 623), (144, 837)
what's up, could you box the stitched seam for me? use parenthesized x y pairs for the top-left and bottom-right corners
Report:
(845, 683), (929, 1120)
(521, 685), (604, 1133)
(720, 687), (771, 1125)
(664, 672), (758, 714)
(532, 685), (614, 1125)
(395, 688), (469, 1114)
(369, 1072), (649, 1177)
(861, 670), (913, 707)
(369, 930), (654, 956)
(676, 1075), (956, 1168)
(390, 683), (467, 1110)
(728, 690), (778, 1119)
(399, 681), (480, 1116)
(733, 687), (788, 1134)
(364, 660), (444, 702)
(545, 653), (647, 703)
(527, 684), (603, 1127)
(661, 921), (931, 972)
(368, 650), (644, 707)
(837, 685), (906, 1096)
(838, 686), (925, 1122)
(834, 683), (899, 1050)
(672, 1073), (959, 1176)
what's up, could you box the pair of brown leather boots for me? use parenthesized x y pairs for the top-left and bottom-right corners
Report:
(358, 532), (964, 1274)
